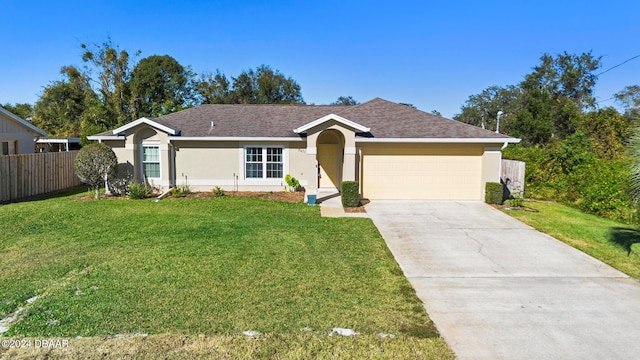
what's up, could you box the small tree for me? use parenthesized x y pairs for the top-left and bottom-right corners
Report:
(74, 143), (117, 199)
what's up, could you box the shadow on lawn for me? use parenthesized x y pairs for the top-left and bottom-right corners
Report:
(0, 186), (87, 205)
(609, 227), (640, 255)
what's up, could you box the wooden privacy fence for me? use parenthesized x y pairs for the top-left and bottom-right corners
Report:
(501, 159), (525, 198)
(0, 151), (82, 203)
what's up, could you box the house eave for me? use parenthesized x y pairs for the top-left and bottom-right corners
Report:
(356, 137), (521, 144)
(168, 136), (305, 142)
(36, 137), (81, 144)
(87, 135), (126, 141)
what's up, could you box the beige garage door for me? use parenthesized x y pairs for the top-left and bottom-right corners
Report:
(361, 146), (483, 200)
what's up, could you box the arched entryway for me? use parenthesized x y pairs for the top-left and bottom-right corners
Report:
(316, 130), (344, 190)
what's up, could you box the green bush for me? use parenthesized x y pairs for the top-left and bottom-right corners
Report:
(485, 182), (504, 205)
(128, 182), (151, 199)
(171, 184), (191, 198)
(285, 174), (300, 192)
(503, 138), (636, 224)
(74, 143), (117, 199)
(212, 186), (225, 198)
(341, 181), (360, 208)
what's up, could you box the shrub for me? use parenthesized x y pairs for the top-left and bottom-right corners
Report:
(212, 186), (225, 198)
(504, 139), (637, 224)
(171, 184), (191, 198)
(74, 143), (117, 199)
(285, 174), (301, 192)
(485, 182), (504, 205)
(129, 182), (151, 199)
(341, 181), (360, 207)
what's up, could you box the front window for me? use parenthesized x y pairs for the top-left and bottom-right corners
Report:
(142, 145), (160, 179)
(245, 147), (283, 179)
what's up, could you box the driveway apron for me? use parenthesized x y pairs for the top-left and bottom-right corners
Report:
(366, 200), (640, 360)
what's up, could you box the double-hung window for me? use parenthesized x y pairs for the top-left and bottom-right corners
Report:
(245, 147), (283, 179)
(142, 145), (160, 179)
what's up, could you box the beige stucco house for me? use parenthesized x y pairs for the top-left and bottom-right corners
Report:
(0, 106), (47, 155)
(88, 98), (519, 202)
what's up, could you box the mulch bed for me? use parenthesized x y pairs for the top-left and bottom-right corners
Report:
(74, 191), (305, 203)
(212, 191), (304, 203)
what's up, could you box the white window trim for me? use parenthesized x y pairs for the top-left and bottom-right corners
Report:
(141, 142), (161, 181)
(240, 145), (287, 185)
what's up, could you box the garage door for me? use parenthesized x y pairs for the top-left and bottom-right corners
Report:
(361, 146), (483, 200)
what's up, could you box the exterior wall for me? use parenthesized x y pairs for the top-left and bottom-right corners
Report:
(304, 120), (358, 200)
(172, 140), (240, 190)
(481, 146), (503, 195)
(104, 140), (133, 181)
(96, 120), (507, 199)
(169, 140), (309, 192)
(0, 113), (38, 154)
(358, 143), (486, 200)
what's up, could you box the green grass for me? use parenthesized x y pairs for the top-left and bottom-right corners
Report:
(503, 201), (640, 278)
(0, 192), (453, 358)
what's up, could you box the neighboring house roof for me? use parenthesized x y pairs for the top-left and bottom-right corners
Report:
(91, 98), (516, 141)
(0, 106), (47, 137)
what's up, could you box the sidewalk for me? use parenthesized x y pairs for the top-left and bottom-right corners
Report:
(317, 191), (368, 218)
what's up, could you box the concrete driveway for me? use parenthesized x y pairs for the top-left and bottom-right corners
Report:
(366, 201), (640, 360)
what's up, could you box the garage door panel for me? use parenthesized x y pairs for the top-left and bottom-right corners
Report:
(362, 151), (482, 200)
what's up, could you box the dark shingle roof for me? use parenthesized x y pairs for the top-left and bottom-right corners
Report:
(154, 104), (347, 137)
(99, 98), (511, 139)
(338, 98), (510, 139)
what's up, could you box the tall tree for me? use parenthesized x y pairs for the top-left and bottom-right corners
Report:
(197, 71), (233, 104)
(454, 85), (522, 131)
(332, 96), (359, 106)
(580, 108), (633, 160)
(197, 66), (303, 105)
(615, 85), (640, 120)
(32, 66), (100, 137)
(2, 103), (34, 120)
(230, 65), (304, 104)
(130, 55), (196, 118)
(81, 39), (137, 126)
(456, 52), (600, 144)
(521, 51), (601, 110)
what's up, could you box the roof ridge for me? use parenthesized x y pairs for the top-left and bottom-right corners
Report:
(335, 97), (385, 116)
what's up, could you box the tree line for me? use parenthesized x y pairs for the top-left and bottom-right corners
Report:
(2, 39), (361, 140)
(455, 51), (640, 223)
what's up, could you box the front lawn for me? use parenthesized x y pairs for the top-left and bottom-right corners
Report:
(0, 191), (452, 358)
(503, 201), (640, 278)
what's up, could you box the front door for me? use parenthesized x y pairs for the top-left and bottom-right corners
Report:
(317, 144), (339, 189)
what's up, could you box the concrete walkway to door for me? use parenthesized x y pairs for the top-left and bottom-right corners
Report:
(366, 200), (640, 360)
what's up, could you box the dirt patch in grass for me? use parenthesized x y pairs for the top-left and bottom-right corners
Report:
(344, 206), (367, 213)
(73, 194), (128, 202)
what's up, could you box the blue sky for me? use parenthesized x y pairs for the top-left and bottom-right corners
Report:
(1, 0), (638, 118)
